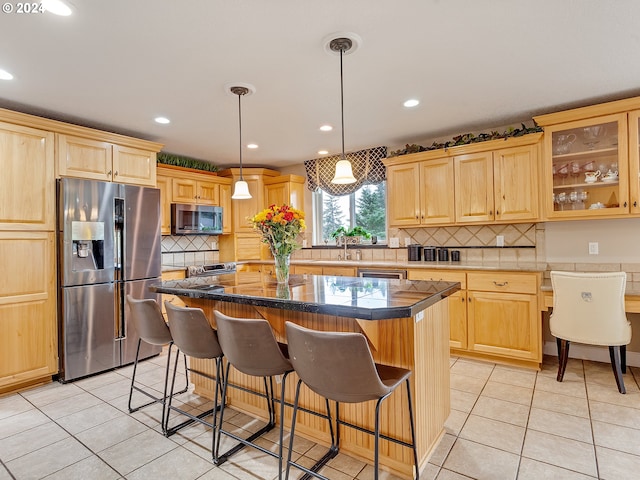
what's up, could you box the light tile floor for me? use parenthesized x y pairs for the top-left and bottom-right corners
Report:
(1, 353), (640, 479)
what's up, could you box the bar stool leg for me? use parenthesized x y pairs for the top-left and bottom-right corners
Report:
(406, 379), (419, 480)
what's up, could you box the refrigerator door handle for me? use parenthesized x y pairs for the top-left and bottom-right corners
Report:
(115, 281), (125, 339)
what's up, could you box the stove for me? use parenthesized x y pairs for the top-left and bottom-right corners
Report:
(186, 262), (237, 278)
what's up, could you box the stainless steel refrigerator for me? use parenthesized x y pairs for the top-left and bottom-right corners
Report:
(57, 178), (162, 381)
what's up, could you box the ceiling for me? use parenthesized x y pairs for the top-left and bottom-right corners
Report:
(2, 0), (640, 169)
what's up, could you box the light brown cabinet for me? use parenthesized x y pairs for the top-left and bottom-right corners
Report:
(171, 177), (220, 205)
(538, 112), (628, 219)
(157, 165), (232, 236)
(408, 269), (542, 368)
(466, 272), (540, 364)
(0, 121), (55, 231)
(384, 134), (541, 227)
(387, 157), (455, 227)
(218, 169), (304, 261)
(531, 97), (640, 220)
(264, 174), (305, 210)
(160, 270), (186, 320)
(455, 145), (539, 223)
(156, 173), (172, 235)
(0, 231), (58, 394)
(408, 270), (467, 348)
(57, 134), (157, 187)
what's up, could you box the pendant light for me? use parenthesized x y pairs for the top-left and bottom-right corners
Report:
(330, 37), (357, 184)
(230, 86), (252, 199)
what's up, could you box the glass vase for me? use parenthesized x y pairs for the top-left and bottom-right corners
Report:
(274, 253), (290, 284)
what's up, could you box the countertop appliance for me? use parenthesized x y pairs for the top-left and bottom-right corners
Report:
(171, 203), (223, 235)
(57, 178), (162, 382)
(186, 262), (236, 277)
(357, 268), (407, 279)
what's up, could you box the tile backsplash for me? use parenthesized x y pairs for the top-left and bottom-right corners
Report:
(161, 234), (219, 266)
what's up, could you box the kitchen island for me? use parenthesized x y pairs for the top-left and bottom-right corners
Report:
(152, 272), (460, 478)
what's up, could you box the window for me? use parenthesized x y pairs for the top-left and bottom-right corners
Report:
(313, 182), (387, 244)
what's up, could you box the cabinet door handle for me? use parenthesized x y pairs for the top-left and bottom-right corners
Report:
(461, 296), (465, 302)
(114, 171), (118, 177)
(493, 281), (509, 287)
(624, 201), (628, 208)
(634, 201), (638, 208)
(107, 170), (112, 177)
(496, 210), (500, 216)
(489, 210), (493, 215)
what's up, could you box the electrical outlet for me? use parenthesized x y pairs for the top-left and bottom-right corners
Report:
(496, 235), (505, 247)
(589, 242), (599, 255)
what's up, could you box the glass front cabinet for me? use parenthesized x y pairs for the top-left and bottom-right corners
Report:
(627, 110), (640, 214)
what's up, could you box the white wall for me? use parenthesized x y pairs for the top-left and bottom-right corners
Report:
(544, 217), (640, 263)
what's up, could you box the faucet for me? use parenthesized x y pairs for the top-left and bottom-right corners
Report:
(337, 235), (351, 261)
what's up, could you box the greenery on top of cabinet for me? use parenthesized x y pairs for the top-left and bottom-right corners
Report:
(388, 123), (543, 157)
(157, 152), (218, 172)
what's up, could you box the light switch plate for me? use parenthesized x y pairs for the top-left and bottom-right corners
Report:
(589, 242), (599, 255)
(496, 235), (505, 247)
(389, 237), (400, 248)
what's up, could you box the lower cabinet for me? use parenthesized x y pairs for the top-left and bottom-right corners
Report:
(160, 270), (186, 320)
(466, 271), (541, 364)
(408, 270), (467, 349)
(408, 269), (542, 368)
(0, 231), (58, 393)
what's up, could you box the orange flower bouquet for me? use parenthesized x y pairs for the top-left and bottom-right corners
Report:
(250, 204), (305, 283)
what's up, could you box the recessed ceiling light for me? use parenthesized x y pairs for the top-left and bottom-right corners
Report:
(403, 99), (420, 108)
(41, 0), (72, 16)
(0, 69), (13, 80)
(318, 150), (329, 155)
(154, 116), (170, 124)
(320, 125), (333, 132)
(247, 143), (258, 149)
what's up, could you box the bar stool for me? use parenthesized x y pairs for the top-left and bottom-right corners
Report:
(212, 310), (293, 480)
(164, 301), (225, 454)
(125, 295), (188, 435)
(284, 321), (419, 480)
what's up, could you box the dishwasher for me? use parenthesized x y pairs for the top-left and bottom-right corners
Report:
(357, 268), (407, 279)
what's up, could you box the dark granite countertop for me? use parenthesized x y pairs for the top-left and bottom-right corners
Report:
(151, 272), (460, 320)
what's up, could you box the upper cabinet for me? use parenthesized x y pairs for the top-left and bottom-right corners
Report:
(0, 121), (55, 231)
(625, 110), (640, 214)
(171, 177), (220, 205)
(538, 113), (628, 219)
(264, 174), (306, 211)
(533, 98), (640, 220)
(57, 134), (158, 187)
(385, 134), (541, 227)
(387, 157), (455, 226)
(157, 165), (232, 235)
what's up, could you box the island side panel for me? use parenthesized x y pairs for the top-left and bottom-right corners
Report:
(183, 296), (450, 479)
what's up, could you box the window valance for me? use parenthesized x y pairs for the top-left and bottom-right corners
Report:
(303, 146), (387, 196)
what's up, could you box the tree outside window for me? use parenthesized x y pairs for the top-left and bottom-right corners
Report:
(314, 182), (387, 244)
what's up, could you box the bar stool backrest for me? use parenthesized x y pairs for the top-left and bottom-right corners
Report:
(126, 295), (172, 346)
(165, 302), (223, 359)
(214, 310), (291, 377)
(550, 271), (631, 346)
(285, 322), (392, 403)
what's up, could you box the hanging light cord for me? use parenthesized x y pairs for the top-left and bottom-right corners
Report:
(339, 46), (345, 160)
(237, 92), (244, 180)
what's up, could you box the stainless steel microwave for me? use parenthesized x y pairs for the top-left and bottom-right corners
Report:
(171, 203), (223, 235)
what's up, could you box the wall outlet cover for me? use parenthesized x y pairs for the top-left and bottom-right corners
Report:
(496, 235), (505, 247)
(389, 237), (400, 248)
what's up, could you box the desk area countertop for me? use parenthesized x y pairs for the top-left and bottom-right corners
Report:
(151, 272), (460, 320)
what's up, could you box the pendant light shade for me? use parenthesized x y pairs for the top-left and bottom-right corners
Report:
(332, 159), (356, 184)
(330, 37), (357, 185)
(230, 85), (253, 200)
(232, 179), (251, 199)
